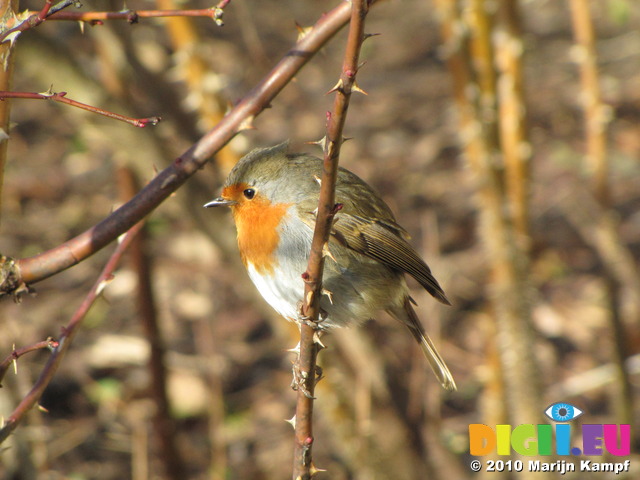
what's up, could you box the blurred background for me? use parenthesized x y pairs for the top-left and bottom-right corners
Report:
(0, 0), (639, 478)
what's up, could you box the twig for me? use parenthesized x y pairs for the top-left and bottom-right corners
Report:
(292, 1), (370, 478)
(0, 338), (59, 387)
(36, 6), (229, 26)
(0, 222), (144, 444)
(1, 0), (361, 296)
(0, 90), (161, 127)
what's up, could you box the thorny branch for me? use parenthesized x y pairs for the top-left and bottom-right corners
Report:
(0, 0), (359, 298)
(292, 1), (370, 478)
(0, 90), (161, 127)
(38, 6), (228, 26)
(0, 222), (144, 444)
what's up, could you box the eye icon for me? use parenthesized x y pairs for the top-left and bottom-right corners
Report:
(545, 402), (583, 422)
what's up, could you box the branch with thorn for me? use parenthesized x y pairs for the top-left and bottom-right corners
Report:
(0, 223), (144, 445)
(291, 1), (371, 478)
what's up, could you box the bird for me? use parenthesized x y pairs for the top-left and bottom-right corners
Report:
(204, 142), (456, 391)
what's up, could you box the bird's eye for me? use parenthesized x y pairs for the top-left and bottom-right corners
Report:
(243, 188), (256, 200)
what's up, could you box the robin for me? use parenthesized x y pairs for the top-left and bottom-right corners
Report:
(204, 142), (456, 391)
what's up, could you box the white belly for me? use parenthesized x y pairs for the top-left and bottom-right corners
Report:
(246, 262), (303, 322)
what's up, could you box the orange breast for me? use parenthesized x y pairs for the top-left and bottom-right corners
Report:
(224, 184), (291, 275)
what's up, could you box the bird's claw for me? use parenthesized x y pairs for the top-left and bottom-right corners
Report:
(291, 362), (324, 398)
(295, 304), (329, 330)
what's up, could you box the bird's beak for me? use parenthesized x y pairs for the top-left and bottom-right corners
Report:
(204, 197), (237, 208)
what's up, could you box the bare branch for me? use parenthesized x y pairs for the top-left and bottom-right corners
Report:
(0, 90), (161, 127)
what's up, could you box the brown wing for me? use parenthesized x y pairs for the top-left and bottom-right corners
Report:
(330, 213), (450, 305)
(294, 161), (450, 305)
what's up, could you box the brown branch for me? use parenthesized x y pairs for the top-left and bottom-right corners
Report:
(0, 222), (144, 444)
(0, 90), (161, 127)
(0, 0), (358, 298)
(0, 338), (59, 387)
(292, 1), (370, 478)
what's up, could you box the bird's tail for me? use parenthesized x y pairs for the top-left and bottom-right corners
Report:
(390, 298), (457, 391)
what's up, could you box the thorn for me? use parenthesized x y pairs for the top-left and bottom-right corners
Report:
(285, 414), (296, 429)
(310, 207), (319, 217)
(79, 21), (86, 34)
(326, 78), (344, 95)
(332, 203), (343, 214)
(306, 290), (314, 306)
(351, 81), (368, 95)
(11, 346), (17, 375)
(38, 85), (55, 97)
(313, 175), (322, 186)
(322, 243), (337, 263)
(342, 136), (353, 144)
(310, 462), (327, 477)
(37, 404), (49, 413)
(313, 331), (326, 349)
(321, 288), (333, 305)
(363, 32), (381, 41)
(238, 115), (256, 132)
(286, 342), (301, 355)
(306, 136), (328, 151)
(295, 22), (313, 42)
(95, 275), (114, 296)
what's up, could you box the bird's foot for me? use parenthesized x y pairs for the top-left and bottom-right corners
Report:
(295, 303), (329, 331)
(291, 362), (324, 398)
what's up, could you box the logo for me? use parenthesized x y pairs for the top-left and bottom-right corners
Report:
(468, 402), (632, 474)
